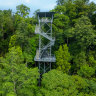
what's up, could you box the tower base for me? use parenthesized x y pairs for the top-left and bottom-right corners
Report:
(38, 62), (51, 86)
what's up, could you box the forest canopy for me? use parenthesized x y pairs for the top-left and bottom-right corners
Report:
(0, 0), (96, 96)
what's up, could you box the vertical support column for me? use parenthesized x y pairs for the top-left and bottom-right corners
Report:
(50, 62), (51, 70)
(39, 18), (41, 59)
(51, 16), (53, 37)
(44, 62), (45, 73)
(38, 62), (41, 86)
(52, 14), (53, 22)
(50, 17), (52, 59)
(39, 62), (40, 73)
(38, 14), (39, 22)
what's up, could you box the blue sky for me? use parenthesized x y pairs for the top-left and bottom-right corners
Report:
(0, 0), (96, 16)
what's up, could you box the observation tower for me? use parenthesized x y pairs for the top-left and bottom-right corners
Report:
(34, 12), (56, 76)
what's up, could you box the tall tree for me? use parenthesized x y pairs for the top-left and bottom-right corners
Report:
(0, 10), (14, 55)
(16, 4), (30, 17)
(73, 16), (96, 51)
(77, 64), (95, 78)
(0, 46), (39, 96)
(38, 70), (78, 96)
(56, 0), (75, 5)
(55, 44), (71, 73)
(52, 5), (70, 49)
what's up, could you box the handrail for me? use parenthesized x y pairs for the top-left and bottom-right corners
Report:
(34, 55), (56, 62)
(41, 41), (54, 51)
(40, 18), (52, 22)
(35, 26), (55, 41)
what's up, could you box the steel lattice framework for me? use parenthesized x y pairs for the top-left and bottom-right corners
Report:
(34, 12), (56, 81)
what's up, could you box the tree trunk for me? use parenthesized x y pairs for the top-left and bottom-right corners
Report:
(12, 68), (17, 95)
(26, 61), (28, 67)
(13, 81), (17, 95)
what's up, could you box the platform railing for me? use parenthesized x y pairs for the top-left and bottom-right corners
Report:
(40, 18), (52, 22)
(34, 54), (56, 62)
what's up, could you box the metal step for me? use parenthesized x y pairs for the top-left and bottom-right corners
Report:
(41, 41), (54, 51)
(35, 26), (55, 41)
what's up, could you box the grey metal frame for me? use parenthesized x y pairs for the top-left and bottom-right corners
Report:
(34, 12), (56, 79)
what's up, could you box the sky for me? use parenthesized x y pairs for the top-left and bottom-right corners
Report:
(0, 0), (96, 16)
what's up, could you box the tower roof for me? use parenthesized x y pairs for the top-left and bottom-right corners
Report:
(37, 12), (55, 17)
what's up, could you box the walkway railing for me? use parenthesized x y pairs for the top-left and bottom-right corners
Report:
(40, 18), (52, 22)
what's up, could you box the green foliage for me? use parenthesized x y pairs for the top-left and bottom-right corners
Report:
(0, 46), (39, 96)
(56, 0), (75, 5)
(72, 75), (88, 91)
(12, 13), (37, 65)
(39, 70), (78, 96)
(73, 51), (87, 69)
(0, 10), (14, 55)
(73, 16), (95, 50)
(88, 51), (96, 68)
(78, 64), (95, 78)
(16, 4), (30, 17)
(23, 37), (37, 65)
(39, 70), (96, 96)
(9, 35), (17, 48)
(55, 44), (71, 73)
(52, 5), (69, 49)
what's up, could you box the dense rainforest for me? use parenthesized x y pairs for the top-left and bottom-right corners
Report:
(0, 0), (96, 96)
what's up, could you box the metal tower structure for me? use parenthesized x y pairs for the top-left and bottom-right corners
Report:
(34, 12), (56, 77)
